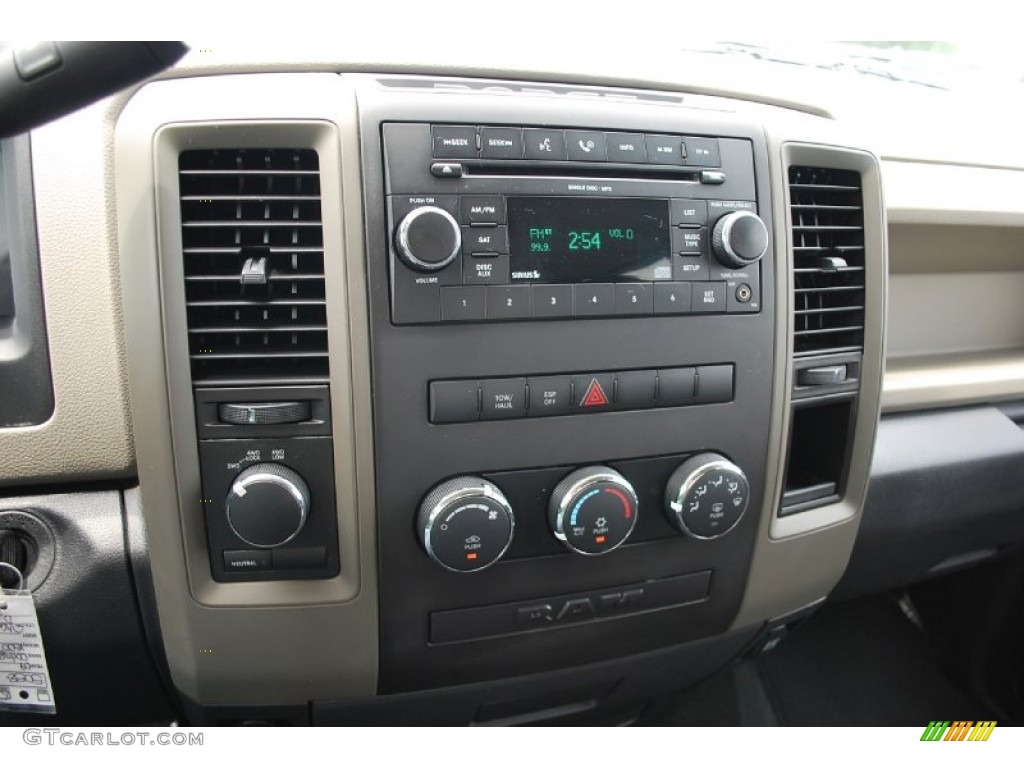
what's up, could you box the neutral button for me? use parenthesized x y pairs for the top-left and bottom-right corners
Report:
(432, 125), (478, 159)
(645, 135), (685, 165)
(658, 368), (697, 406)
(683, 137), (721, 166)
(460, 195), (506, 225)
(572, 374), (615, 412)
(480, 127), (524, 159)
(441, 286), (486, 321)
(486, 285), (531, 320)
(615, 370), (657, 410)
(223, 549), (273, 572)
(524, 129), (567, 160)
(606, 132), (647, 163)
(696, 365), (735, 404)
(463, 253), (509, 285)
(429, 380), (480, 423)
(654, 282), (692, 314)
(574, 284), (615, 317)
(462, 226), (508, 255)
(531, 285), (573, 318)
(670, 199), (708, 227)
(527, 376), (573, 417)
(481, 378), (528, 420)
(692, 283), (727, 313)
(566, 131), (607, 161)
(615, 283), (653, 315)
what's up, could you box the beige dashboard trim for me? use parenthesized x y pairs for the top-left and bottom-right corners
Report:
(884, 351), (1024, 412)
(116, 74), (378, 705)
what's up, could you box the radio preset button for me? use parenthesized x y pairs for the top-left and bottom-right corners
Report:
(462, 226), (508, 255)
(683, 137), (721, 167)
(429, 380), (481, 424)
(670, 199), (708, 227)
(654, 282), (693, 314)
(524, 129), (567, 160)
(463, 253), (509, 285)
(531, 285), (573, 318)
(693, 283), (727, 312)
(460, 195), (506, 225)
(574, 284), (615, 317)
(615, 370), (657, 410)
(606, 132), (647, 163)
(481, 378), (528, 420)
(527, 376), (573, 417)
(432, 125), (478, 159)
(486, 285), (531, 320)
(615, 283), (653, 316)
(566, 130), (608, 162)
(645, 135), (685, 165)
(441, 286), (486, 322)
(658, 368), (697, 406)
(480, 127), (524, 160)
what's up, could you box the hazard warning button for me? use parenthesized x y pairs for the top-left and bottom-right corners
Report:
(572, 374), (615, 412)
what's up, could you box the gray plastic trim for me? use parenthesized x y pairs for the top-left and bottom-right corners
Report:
(732, 141), (886, 628)
(115, 74), (378, 705)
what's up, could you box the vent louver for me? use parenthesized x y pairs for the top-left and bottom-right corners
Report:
(788, 166), (865, 356)
(178, 148), (328, 385)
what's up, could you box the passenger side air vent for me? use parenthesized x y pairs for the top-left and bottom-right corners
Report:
(178, 148), (328, 385)
(788, 166), (865, 356)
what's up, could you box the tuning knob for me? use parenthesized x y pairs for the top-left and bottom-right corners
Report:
(418, 477), (515, 572)
(664, 453), (749, 539)
(549, 466), (638, 556)
(225, 463), (310, 548)
(711, 211), (768, 269)
(394, 206), (462, 271)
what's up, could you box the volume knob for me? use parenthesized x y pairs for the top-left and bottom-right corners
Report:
(395, 206), (462, 271)
(711, 211), (768, 269)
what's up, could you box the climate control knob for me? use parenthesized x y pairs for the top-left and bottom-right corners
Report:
(394, 206), (462, 272)
(711, 210), (769, 269)
(418, 477), (515, 572)
(549, 466), (638, 556)
(664, 453), (749, 539)
(225, 463), (310, 548)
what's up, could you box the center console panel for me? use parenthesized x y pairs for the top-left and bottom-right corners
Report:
(359, 92), (776, 692)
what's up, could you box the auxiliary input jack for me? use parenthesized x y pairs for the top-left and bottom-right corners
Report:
(736, 284), (752, 303)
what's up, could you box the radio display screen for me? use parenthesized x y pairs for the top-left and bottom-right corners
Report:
(507, 197), (672, 283)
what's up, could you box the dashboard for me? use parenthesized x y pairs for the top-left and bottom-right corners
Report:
(1, 49), (1023, 726)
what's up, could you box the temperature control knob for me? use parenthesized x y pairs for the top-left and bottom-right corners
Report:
(665, 453), (749, 539)
(418, 477), (515, 572)
(711, 211), (769, 269)
(394, 206), (462, 272)
(225, 463), (310, 548)
(549, 466), (638, 556)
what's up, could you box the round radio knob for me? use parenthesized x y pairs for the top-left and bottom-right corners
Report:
(711, 210), (769, 269)
(394, 206), (461, 271)
(418, 477), (515, 573)
(225, 463), (310, 548)
(665, 453), (749, 539)
(549, 466), (638, 556)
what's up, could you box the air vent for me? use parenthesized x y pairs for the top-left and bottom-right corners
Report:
(178, 148), (328, 385)
(788, 166), (865, 356)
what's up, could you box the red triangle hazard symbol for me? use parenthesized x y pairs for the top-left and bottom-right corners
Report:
(581, 379), (609, 407)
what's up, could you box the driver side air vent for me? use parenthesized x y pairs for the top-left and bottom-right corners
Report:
(178, 148), (328, 385)
(789, 166), (865, 356)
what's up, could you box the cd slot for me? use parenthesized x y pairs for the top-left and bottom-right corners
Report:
(463, 162), (701, 182)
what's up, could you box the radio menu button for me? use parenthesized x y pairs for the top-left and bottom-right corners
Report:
(566, 130), (608, 162)
(670, 199), (708, 227)
(693, 283), (727, 313)
(674, 253), (710, 281)
(460, 195), (506, 225)
(486, 285), (531, 320)
(645, 135), (685, 165)
(441, 286), (486, 321)
(574, 284), (615, 317)
(481, 378), (528, 420)
(462, 226), (508, 255)
(606, 133), (647, 163)
(531, 285), (573, 318)
(464, 254), (509, 285)
(524, 129), (567, 160)
(654, 282), (692, 314)
(527, 376), (572, 417)
(615, 284), (653, 316)
(480, 127), (524, 160)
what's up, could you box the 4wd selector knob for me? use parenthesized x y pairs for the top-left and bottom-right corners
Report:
(711, 210), (769, 269)
(225, 463), (310, 548)
(665, 453), (749, 539)
(394, 206), (462, 271)
(549, 466), (638, 556)
(418, 477), (515, 572)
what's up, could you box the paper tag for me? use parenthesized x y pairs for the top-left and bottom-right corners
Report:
(0, 588), (56, 714)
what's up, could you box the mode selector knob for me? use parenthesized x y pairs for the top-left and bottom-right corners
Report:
(711, 211), (769, 269)
(225, 463), (310, 548)
(418, 477), (515, 573)
(549, 466), (638, 556)
(394, 206), (462, 272)
(664, 453), (749, 539)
